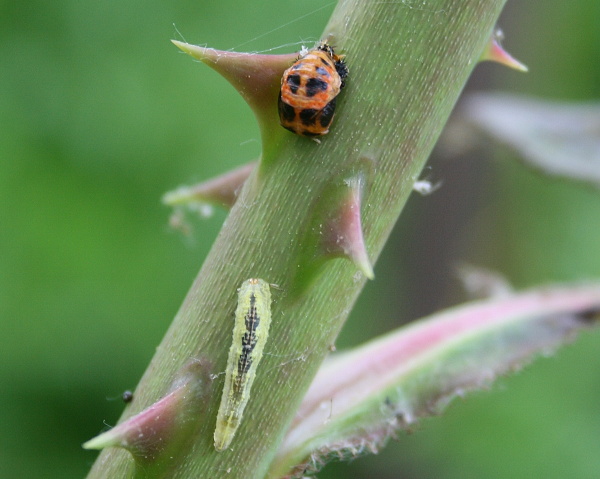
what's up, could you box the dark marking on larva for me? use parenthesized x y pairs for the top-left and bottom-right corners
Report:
(305, 77), (329, 97)
(299, 108), (319, 126)
(235, 297), (260, 383)
(233, 371), (248, 396)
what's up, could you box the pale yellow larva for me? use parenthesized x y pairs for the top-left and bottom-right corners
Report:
(214, 278), (272, 452)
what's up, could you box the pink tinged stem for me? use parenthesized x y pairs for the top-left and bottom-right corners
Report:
(270, 283), (600, 476)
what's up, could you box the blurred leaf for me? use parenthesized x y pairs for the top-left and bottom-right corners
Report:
(463, 93), (600, 187)
(454, 263), (513, 300)
(269, 282), (600, 478)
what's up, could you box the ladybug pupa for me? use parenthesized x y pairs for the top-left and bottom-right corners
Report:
(278, 43), (348, 137)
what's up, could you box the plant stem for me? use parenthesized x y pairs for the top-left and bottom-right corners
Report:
(86, 1), (508, 477)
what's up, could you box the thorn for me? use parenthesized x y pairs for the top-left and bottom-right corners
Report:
(322, 174), (374, 280)
(291, 159), (376, 296)
(480, 29), (528, 72)
(162, 161), (256, 212)
(172, 41), (296, 148)
(83, 359), (211, 463)
(82, 388), (189, 459)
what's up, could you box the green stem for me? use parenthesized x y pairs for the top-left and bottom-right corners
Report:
(86, 0), (507, 477)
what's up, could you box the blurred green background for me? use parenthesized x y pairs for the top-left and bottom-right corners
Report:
(1, 1), (599, 477)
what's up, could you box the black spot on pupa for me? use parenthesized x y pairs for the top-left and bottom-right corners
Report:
(286, 74), (301, 94)
(320, 57), (332, 68)
(299, 108), (319, 126)
(319, 99), (336, 128)
(305, 77), (328, 97)
(281, 123), (298, 134)
(278, 96), (297, 122)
